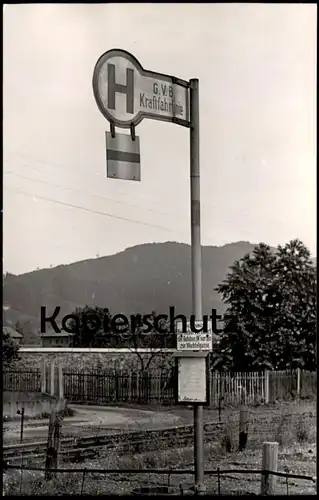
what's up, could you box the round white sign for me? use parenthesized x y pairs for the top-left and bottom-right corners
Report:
(92, 49), (190, 128)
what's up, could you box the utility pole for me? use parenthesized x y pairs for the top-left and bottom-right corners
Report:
(189, 78), (205, 495)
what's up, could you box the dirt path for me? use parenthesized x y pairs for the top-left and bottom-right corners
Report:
(3, 404), (183, 444)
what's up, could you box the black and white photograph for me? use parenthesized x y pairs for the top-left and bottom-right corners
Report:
(2, 3), (317, 496)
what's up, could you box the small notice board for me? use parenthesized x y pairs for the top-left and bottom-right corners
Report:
(176, 320), (212, 351)
(174, 351), (211, 405)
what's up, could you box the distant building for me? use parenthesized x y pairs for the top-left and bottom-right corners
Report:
(41, 332), (73, 347)
(3, 326), (23, 345)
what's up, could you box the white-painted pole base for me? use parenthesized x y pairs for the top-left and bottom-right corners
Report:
(58, 364), (64, 400)
(50, 362), (55, 397)
(41, 359), (46, 393)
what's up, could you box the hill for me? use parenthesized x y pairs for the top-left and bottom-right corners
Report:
(3, 241), (267, 335)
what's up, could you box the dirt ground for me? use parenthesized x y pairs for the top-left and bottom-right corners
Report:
(117, 399), (316, 423)
(3, 404), (183, 444)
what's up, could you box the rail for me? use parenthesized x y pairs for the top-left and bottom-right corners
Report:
(3, 420), (224, 463)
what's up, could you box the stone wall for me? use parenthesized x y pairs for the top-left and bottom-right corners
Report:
(3, 392), (58, 419)
(14, 350), (175, 372)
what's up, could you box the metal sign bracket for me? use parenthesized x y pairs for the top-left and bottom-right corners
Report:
(130, 123), (136, 141)
(110, 122), (116, 138)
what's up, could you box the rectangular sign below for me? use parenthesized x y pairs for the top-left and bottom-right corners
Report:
(177, 356), (208, 404)
(106, 131), (141, 181)
(176, 320), (212, 351)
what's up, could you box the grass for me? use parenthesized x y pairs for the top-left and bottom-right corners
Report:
(3, 401), (316, 496)
(4, 441), (316, 496)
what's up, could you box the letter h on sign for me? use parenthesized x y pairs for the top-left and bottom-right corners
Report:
(107, 64), (134, 114)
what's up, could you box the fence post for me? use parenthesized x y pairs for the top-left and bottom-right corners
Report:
(45, 409), (56, 480)
(45, 400), (65, 480)
(41, 360), (47, 393)
(239, 407), (249, 451)
(261, 441), (278, 495)
(115, 372), (119, 401)
(53, 406), (63, 470)
(296, 368), (301, 399)
(84, 373), (88, 401)
(50, 362), (55, 397)
(264, 370), (269, 404)
(17, 407), (25, 443)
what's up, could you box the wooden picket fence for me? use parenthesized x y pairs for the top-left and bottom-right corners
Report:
(268, 369), (317, 401)
(211, 371), (266, 406)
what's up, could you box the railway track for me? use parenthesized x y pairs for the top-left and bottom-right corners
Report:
(3, 421), (224, 465)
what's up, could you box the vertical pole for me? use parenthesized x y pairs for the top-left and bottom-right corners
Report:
(190, 78), (205, 494)
(58, 364), (64, 400)
(239, 407), (249, 451)
(296, 368), (301, 399)
(50, 362), (55, 396)
(41, 359), (46, 393)
(53, 412), (62, 470)
(264, 370), (269, 404)
(20, 407), (25, 443)
(261, 442), (279, 495)
(20, 454), (24, 495)
(45, 410), (56, 480)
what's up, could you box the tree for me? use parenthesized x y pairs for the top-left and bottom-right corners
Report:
(120, 311), (175, 372)
(271, 240), (316, 371)
(15, 319), (39, 346)
(213, 239), (316, 372)
(15, 321), (25, 345)
(2, 330), (20, 367)
(67, 305), (113, 347)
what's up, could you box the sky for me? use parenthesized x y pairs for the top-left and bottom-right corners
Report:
(3, 3), (317, 275)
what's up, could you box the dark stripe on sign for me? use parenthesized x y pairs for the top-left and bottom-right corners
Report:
(107, 150), (140, 163)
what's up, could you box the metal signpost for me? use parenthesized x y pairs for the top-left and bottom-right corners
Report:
(93, 49), (206, 494)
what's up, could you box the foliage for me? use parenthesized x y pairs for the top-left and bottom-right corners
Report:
(119, 311), (175, 371)
(213, 239), (316, 372)
(15, 319), (39, 345)
(15, 320), (23, 335)
(2, 330), (20, 367)
(67, 306), (114, 347)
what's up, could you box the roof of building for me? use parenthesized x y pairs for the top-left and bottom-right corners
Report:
(3, 326), (23, 338)
(41, 332), (73, 338)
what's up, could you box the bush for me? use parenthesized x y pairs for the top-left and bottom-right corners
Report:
(64, 406), (76, 417)
(220, 420), (237, 453)
(275, 413), (293, 447)
(296, 415), (311, 443)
